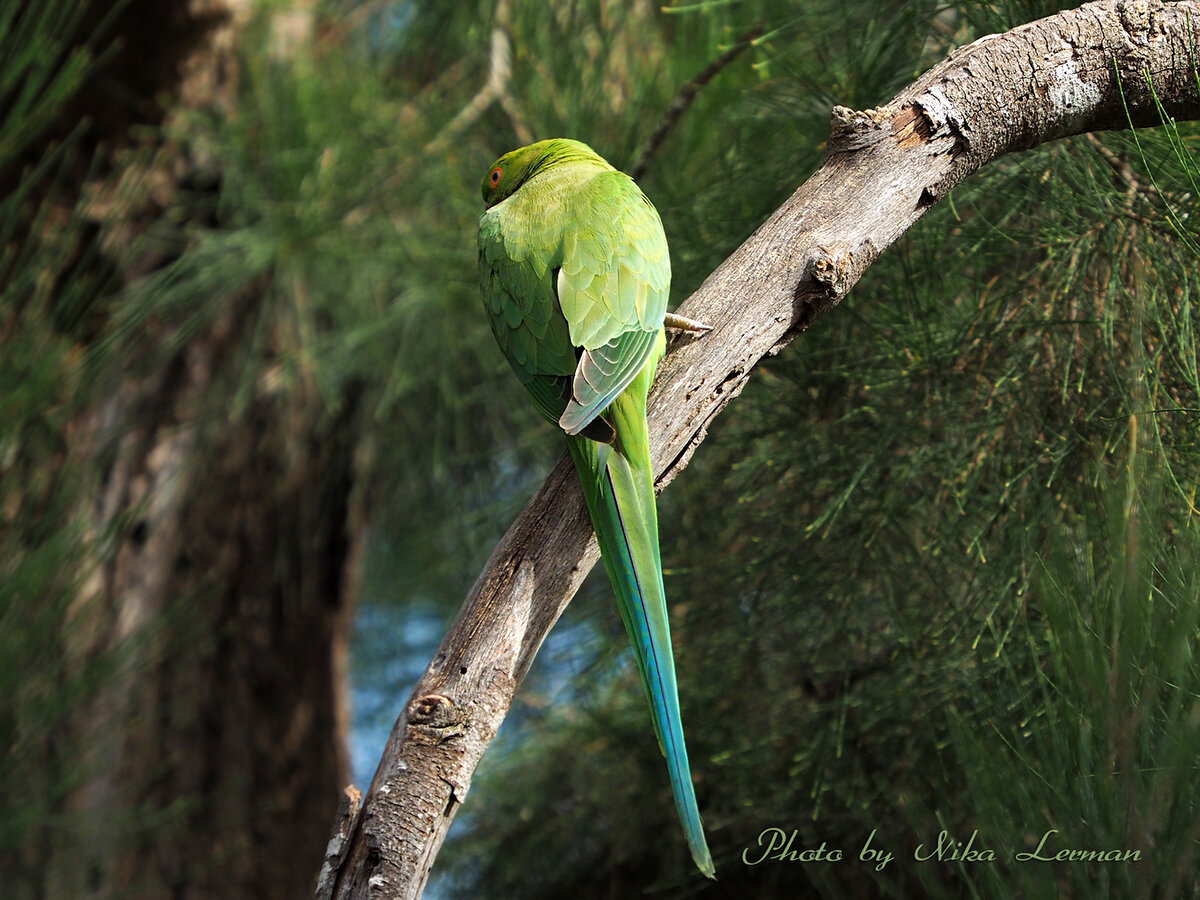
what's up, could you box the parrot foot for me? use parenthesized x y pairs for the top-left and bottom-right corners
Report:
(664, 312), (713, 334)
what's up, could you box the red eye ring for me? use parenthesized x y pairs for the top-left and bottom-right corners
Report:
(489, 167), (503, 186)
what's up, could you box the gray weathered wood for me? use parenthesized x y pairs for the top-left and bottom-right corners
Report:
(325, 2), (1200, 896)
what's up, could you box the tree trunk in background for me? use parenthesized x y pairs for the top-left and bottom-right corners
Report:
(28, 2), (355, 897)
(70, 307), (359, 899)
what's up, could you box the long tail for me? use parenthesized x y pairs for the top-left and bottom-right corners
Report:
(566, 392), (715, 879)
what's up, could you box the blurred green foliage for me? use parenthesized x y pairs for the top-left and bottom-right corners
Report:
(0, 0), (119, 884)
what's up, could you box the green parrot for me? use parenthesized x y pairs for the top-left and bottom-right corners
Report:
(477, 138), (715, 878)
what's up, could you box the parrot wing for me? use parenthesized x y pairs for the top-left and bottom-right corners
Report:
(556, 171), (670, 436)
(478, 209), (578, 425)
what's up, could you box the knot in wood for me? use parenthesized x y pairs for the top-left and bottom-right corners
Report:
(811, 248), (851, 297)
(409, 693), (460, 728)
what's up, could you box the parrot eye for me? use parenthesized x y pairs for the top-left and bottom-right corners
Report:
(489, 166), (503, 186)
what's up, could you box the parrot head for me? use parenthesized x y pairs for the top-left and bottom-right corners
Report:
(481, 138), (605, 209)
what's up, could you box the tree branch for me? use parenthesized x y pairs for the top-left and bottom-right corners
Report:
(424, 1), (533, 154)
(325, 2), (1200, 896)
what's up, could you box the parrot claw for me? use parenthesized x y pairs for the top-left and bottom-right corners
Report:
(664, 312), (713, 334)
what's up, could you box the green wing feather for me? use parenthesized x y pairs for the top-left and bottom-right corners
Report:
(557, 172), (669, 434)
(478, 210), (577, 423)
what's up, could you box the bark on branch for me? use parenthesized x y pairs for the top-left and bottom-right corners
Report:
(323, 2), (1200, 896)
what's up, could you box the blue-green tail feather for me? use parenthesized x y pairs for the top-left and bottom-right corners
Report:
(567, 426), (715, 879)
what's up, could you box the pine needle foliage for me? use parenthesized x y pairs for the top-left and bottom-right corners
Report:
(0, 0), (126, 890)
